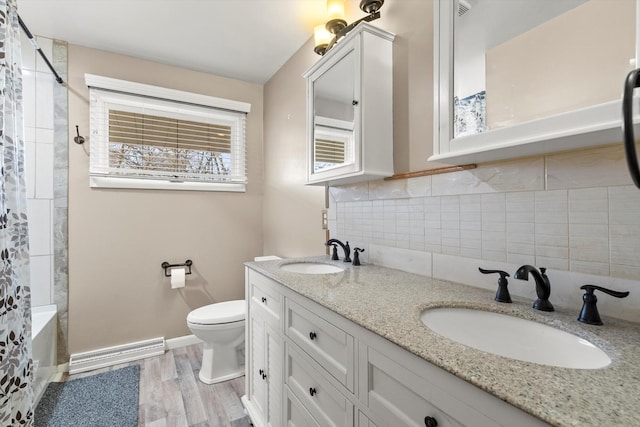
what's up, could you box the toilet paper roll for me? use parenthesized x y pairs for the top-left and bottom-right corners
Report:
(170, 267), (186, 289)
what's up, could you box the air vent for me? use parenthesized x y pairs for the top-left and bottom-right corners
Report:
(458, 0), (472, 16)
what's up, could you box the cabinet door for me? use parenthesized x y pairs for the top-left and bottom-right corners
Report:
(247, 313), (267, 425)
(247, 311), (284, 427)
(265, 324), (283, 427)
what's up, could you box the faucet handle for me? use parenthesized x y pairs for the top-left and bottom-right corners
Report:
(578, 285), (630, 325)
(352, 248), (365, 266)
(330, 244), (339, 260)
(479, 268), (511, 303)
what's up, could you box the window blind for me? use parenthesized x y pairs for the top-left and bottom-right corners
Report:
(314, 138), (345, 163)
(86, 74), (250, 191)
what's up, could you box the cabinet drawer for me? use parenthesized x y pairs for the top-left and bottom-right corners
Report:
(286, 343), (353, 427)
(286, 387), (321, 427)
(285, 297), (354, 390)
(363, 347), (497, 427)
(248, 270), (283, 329)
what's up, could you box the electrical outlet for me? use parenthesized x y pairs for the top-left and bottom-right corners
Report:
(321, 209), (328, 230)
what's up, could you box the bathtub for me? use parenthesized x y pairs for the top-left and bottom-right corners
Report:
(32, 304), (57, 404)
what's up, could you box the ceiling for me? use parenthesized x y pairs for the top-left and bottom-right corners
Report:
(17, 0), (327, 84)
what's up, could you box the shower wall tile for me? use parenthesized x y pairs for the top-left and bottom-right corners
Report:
(23, 71), (36, 128)
(29, 255), (52, 306)
(35, 37), (53, 73)
(25, 140), (36, 199)
(27, 199), (52, 256)
(35, 72), (54, 129)
(35, 143), (54, 199)
(35, 128), (54, 143)
(21, 33), (37, 71)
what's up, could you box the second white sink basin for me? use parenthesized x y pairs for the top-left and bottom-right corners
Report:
(280, 262), (344, 274)
(421, 307), (611, 369)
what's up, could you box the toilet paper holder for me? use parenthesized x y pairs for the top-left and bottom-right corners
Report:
(161, 259), (193, 277)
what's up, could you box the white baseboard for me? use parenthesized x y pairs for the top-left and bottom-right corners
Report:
(166, 334), (201, 350)
(67, 335), (202, 375)
(69, 336), (165, 374)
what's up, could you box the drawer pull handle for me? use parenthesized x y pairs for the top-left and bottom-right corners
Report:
(262, 373), (267, 380)
(309, 387), (317, 396)
(261, 296), (267, 303)
(258, 369), (264, 376)
(309, 331), (317, 340)
(424, 416), (438, 427)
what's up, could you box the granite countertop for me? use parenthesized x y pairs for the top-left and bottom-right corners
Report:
(246, 256), (640, 427)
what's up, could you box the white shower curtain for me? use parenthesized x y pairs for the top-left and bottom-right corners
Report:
(0, 0), (34, 424)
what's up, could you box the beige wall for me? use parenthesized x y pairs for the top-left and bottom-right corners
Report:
(67, 45), (264, 354)
(262, 40), (326, 258)
(486, 0), (635, 129)
(262, 0), (434, 256)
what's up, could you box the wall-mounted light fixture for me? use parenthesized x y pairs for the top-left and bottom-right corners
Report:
(314, 0), (384, 56)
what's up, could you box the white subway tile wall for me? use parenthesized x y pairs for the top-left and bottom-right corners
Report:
(329, 151), (640, 321)
(23, 34), (55, 306)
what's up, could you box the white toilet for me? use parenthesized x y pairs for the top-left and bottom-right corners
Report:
(187, 299), (246, 384)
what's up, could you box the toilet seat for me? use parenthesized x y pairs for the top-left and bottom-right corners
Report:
(187, 300), (245, 325)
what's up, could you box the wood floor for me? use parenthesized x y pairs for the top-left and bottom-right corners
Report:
(56, 343), (252, 427)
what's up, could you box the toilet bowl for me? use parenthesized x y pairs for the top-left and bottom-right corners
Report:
(187, 300), (246, 384)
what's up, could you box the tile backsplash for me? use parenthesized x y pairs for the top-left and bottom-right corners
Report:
(328, 146), (640, 322)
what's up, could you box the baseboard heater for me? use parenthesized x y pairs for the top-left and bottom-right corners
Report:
(69, 336), (165, 374)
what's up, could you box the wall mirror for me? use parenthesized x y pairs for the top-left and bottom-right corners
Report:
(312, 48), (357, 174)
(432, 0), (640, 164)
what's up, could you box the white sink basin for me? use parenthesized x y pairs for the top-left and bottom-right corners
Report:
(421, 307), (611, 369)
(280, 262), (344, 274)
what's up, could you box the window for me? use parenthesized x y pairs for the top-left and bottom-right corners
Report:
(86, 74), (251, 192)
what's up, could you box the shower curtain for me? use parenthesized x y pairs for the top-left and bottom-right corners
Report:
(0, 0), (34, 425)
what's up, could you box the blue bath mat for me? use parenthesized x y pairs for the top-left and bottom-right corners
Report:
(35, 365), (140, 427)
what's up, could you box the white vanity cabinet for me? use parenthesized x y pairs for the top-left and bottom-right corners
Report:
(243, 270), (284, 427)
(303, 22), (394, 186)
(243, 267), (548, 427)
(432, 0), (640, 165)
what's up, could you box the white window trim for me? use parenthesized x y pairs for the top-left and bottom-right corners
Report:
(85, 73), (251, 192)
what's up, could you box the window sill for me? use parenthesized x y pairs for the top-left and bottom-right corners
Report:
(89, 176), (246, 192)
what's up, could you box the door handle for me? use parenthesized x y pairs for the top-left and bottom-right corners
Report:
(622, 68), (640, 189)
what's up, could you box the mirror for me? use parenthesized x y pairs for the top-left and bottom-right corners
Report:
(453, 0), (636, 138)
(313, 49), (356, 172)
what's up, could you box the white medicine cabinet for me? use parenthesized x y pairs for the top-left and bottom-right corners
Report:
(304, 22), (395, 186)
(432, 0), (640, 165)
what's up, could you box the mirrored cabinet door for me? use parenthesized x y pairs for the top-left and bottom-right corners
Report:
(313, 45), (358, 176)
(433, 0), (640, 165)
(305, 22), (394, 186)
